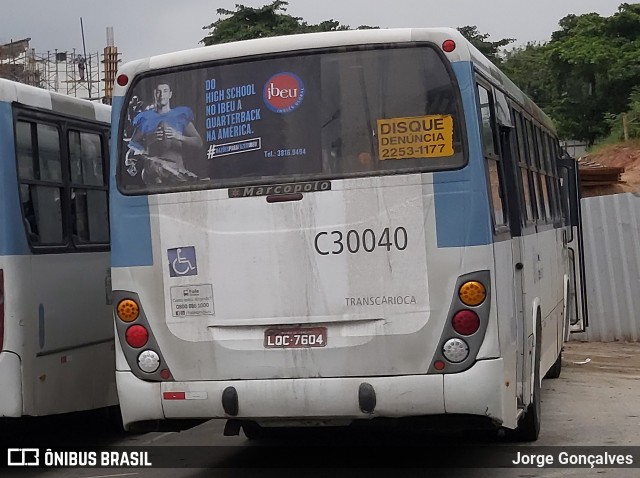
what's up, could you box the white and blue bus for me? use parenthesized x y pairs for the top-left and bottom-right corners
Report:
(110, 28), (587, 440)
(0, 79), (116, 417)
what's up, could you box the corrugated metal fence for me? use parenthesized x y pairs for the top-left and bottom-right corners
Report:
(561, 140), (588, 160)
(571, 193), (640, 342)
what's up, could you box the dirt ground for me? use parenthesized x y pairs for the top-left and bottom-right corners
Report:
(580, 140), (640, 196)
(564, 340), (640, 376)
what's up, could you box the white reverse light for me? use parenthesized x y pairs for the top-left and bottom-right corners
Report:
(138, 350), (160, 373)
(442, 338), (469, 363)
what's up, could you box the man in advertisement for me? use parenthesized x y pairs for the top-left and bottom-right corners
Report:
(127, 80), (203, 185)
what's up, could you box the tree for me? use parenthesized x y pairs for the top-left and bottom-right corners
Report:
(202, 1), (376, 46)
(499, 3), (640, 144)
(502, 42), (553, 109)
(456, 25), (514, 64)
(201, 2), (640, 145)
(545, 3), (640, 144)
(605, 86), (640, 141)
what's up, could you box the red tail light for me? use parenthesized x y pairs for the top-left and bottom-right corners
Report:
(451, 310), (480, 336)
(117, 74), (129, 86)
(125, 324), (149, 348)
(442, 39), (456, 53)
(0, 270), (4, 351)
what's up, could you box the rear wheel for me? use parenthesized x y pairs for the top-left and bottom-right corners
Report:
(242, 422), (293, 441)
(242, 421), (269, 441)
(102, 405), (124, 433)
(545, 351), (562, 379)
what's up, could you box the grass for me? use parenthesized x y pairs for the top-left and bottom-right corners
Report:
(588, 138), (640, 155)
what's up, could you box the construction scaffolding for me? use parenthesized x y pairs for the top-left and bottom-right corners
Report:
(0, 42), (101, 100)
(0, 38), (41, 85)
(1, 28), (119, 103)
(102, 26), (121, 105)
(43, 50), (101, 100)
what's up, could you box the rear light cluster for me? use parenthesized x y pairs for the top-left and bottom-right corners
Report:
(442, 281), (485, 363)
(430, 273), (491, 374)
(115, 295), (170, 380)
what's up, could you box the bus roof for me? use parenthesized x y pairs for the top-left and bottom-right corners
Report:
(0, 77), (111, 124)
(115, 27), (554, 133)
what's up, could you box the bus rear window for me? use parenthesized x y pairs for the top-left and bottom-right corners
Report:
(118, 44), (466, 194)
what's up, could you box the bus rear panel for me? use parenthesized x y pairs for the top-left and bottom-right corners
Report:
(111, 29), (540, 432)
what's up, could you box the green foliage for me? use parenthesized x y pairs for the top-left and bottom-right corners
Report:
(500, 3), (640, 145)
(604, 87), (640, 142)
(201, 2), (640, 146)
(456, 25), (514, 64)
(201, 1), (377, 46)
(502, 42), (553, 109)
(545, 3), (640, 144)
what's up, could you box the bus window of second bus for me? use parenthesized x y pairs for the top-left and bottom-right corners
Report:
(68, 130), (109, 245)
(16, 120), (65, 246)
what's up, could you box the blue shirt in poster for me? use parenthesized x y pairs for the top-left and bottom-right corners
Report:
(129, 106), (194, 151)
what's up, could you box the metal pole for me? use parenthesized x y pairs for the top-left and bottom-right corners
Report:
(80, 17), (92, 98)
(54, 48), (59, 92)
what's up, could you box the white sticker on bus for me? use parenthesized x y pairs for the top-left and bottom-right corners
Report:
(170, 284), (215, 317)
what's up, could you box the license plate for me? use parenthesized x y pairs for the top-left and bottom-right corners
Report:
(264, 327), (327, 349)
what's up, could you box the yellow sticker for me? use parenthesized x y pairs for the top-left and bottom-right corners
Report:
(377, 115), (454, 160)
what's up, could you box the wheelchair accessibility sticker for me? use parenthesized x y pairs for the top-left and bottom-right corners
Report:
(168, 247), (198, 277)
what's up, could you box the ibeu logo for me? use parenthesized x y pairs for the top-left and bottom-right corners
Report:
(263, 73), (305, 113)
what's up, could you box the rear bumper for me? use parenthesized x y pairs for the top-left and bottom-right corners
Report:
(116, 358), (506, 429)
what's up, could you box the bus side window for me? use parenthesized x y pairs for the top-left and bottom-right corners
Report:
(69, 130), (109, 245)
(545, 133), (562, 221)
(16, 121), (36, 179)
(512, 110), (534, 227)
(524, 119), (546, 223)
(20, 184), (38, 242)
(478, 85), (497, 157)
(534, 127), (551, 222)
(477, 84), (507, 230)
(16, 120), (64, 246)
(37, 124), (62, 181)
(15, 115), (110, 251)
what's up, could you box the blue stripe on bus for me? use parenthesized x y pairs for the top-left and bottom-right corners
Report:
(110, 96), (154, 268)
(0, 102), (30, 256)
(433, 61), (493, 248)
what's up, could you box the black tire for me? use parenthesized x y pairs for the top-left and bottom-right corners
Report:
(545, 351), (562, 379)
(242, 421), (274, 441)
(242, 421), (263, 440)
(102, 405), (125, 433)
(242, 422), (322, 442)
(512, 330), (541, 442)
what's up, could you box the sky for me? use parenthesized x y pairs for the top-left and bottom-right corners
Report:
(0, 0), (627, 65)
